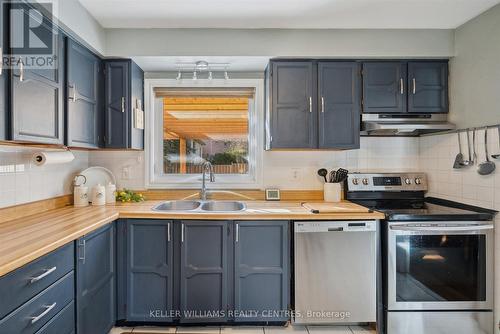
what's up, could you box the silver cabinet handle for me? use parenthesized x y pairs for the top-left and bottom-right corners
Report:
(321, 97), (325, 113)
(412, 78), (416, 94)
(400, 78), (404, 95)
(167, 223), (171, 242)
(19, 61), (24, 82)
(29, 267), (57, 284)
(30, 302), (56, 324)
(121, 97), (125, 113)
(78, 239), (86, 264)
(309, 97), (312, 113)
(235, 223), (239, 243)
(0, 47), (3, 75)
(181, 223), (184, 243)
(69, 83), (77, 101)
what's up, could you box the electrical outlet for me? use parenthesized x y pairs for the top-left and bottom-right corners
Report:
(122, 166), (131, 180)
(289, 168), (303, 182)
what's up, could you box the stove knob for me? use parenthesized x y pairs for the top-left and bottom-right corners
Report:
(415, 178), (422, 185)
(362, 178), (369, 185)
(405, 178), (412, 185)
(352, 178), (359, 185)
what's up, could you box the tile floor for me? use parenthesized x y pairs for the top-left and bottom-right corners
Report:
(109, 325), (376, 334)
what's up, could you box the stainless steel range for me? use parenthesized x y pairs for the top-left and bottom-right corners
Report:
(346, 172), (497, 334)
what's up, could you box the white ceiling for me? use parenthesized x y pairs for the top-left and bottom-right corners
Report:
(133, 56), (271, 72)
(79, 0), (500, 29)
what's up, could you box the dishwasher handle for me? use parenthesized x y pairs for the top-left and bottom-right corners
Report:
(295, 221), (377, 233)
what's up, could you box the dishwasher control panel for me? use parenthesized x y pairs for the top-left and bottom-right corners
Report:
(295, 221), (377, 233)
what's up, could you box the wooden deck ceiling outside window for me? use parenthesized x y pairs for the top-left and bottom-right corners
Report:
(162, 95), (250, 174)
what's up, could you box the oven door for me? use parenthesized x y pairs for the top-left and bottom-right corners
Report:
(387, 221), (493, 311)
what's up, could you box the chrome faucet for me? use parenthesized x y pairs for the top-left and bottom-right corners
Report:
(200, 161), (215, 200)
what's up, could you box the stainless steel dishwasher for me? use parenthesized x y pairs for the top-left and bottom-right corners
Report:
(294, 220), (377, 324)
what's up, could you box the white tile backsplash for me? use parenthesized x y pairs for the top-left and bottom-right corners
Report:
(86, 137), (420, 191)
(0, 146), (89, 208)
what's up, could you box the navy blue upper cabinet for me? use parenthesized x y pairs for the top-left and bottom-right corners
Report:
(408, 61), (449, 113)
(234, 221), (290, 322)
(361, 61), (448, 114)
(318, 62), (361, 149)
(11, 31), (64, 144)
(104, 59), (144, 149)
(268, 61), (316, 149)
(76, 223), (115, 334)
(179, 221), (229, 323)
(66, 38), (102, 148)
(362, 62), (407, 113)
(126, 219), (174, 322)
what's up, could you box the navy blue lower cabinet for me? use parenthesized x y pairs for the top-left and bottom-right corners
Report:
(0, 272), (74, 334)
(179, 221), (229, 323)
(125, 219), (174, 322)
(233, 221), (290, 322)
(76, 223), (115, 334)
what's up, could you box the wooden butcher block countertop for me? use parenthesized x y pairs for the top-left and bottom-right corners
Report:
(0, 200), (384, 277)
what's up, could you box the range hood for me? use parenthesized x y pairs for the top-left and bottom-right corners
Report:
(361, 114), (455, 136)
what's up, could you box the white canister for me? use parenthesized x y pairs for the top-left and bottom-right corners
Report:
(91, 184), (106, 206)
(74, 185), (89, 207)
(105, 183), (117, 204)
(324, 183), (342, 202)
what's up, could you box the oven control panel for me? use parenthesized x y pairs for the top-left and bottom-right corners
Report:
(347, 173), (427, 192)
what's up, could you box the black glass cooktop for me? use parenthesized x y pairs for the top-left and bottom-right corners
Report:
(354, 197), (497, 221)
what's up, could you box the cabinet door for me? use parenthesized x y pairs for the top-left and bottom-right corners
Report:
(0, 0), (7, 140)
(318, 62), (361, 149)
(270, 61), (316, 148)
(408, 61), (448, 113)
(76, 223), (115, 334)
(180, 221), (228, 323)
(126, 219), (174, 322)
(66, 39), (101, 148)
(104, 61), (129, 148)
(234, 221), (289, 322)
(11, 32), (64, 144)
(362, 62), (407, 113)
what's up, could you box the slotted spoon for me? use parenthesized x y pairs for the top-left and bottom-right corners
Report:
(478, 127), (496, 175)
(453, 132), (464, 169)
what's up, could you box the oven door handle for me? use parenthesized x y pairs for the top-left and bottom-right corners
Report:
(390, 224), (493, 232)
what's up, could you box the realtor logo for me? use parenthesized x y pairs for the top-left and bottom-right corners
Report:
(5, 0), (58, 69)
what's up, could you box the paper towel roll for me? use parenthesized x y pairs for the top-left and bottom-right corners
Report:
(32, 151), (75, 166)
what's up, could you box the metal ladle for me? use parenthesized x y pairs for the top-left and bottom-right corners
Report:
(491, 125), (500, 159)
(478, 127), (496, 175)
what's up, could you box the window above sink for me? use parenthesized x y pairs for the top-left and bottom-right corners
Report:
(145, 79), (264, 189)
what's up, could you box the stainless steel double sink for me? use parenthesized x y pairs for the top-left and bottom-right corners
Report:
(152, 200), (246, 213)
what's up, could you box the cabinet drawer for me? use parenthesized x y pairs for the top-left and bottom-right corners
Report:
(0, 271), (74, 334)
(34, 300), (75, 334)
(0, 243), (74, 319)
